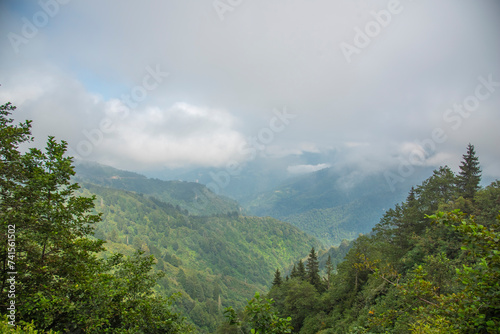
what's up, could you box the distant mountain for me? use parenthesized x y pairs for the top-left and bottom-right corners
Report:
(73, 161), (240, 216)
(245, 166), (434, 246)
(142, 151), (335, 202)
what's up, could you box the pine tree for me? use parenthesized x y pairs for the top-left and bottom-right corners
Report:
(306, 247), (321, 290)
(457, 143), (481, 199)
(273, 268), (282, 287)
(290, 264), (298, 279)
(406, 186), (416, 206)
(296, 260), (307, 280)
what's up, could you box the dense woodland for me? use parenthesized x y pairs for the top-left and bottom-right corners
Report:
(1, 101), (499, 333)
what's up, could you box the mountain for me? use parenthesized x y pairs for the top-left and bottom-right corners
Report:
(140, 152), (435, 246)
(74, 161), (241, 216)
(73, 163), (322, 332)
(245, 166), (434, 246)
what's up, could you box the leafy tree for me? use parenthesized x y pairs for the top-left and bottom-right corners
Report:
(245, 292), (293, 334)
(426, 210), (500, 332)
(222, 293), (292, 334)
(456, 143), (481, 200)
(474, 180), (500, 227)
(0, 103), (191, 333)
(282, 280), (319, 332)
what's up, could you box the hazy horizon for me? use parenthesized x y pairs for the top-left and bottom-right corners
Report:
(1, 0), (499, 182)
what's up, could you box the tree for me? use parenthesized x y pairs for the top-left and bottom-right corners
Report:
(325, 255), (334, 290)
(306, 247), (321, 290)
(290, 264), (298, 279)
(0, 102), (105, 329)
(222, 292), (292, 334)
(273, 268), (282, 287)
(0, 103), (190, 333)
(456, 143), (481, 200)
(296, 260), (307, 281)
(282, 280), (319, 331)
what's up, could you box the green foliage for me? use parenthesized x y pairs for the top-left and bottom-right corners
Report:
(296, 260), (306, 281)
(222, 292), (292, 334)
(0, 103), (190, 333)
(0, 316), (58, 333)
(250, 144), (499, 334)
(425, 210), (500, 332)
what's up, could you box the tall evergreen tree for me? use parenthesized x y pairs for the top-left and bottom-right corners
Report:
(273, 268), (282, 287)
(457, 143), (481, 199)
(296, 259), (307, 281)
(306, 247), (321, 290)
(290, 264), (298, 279)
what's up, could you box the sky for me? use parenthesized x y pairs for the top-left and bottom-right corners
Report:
(1, 0), (499, 181)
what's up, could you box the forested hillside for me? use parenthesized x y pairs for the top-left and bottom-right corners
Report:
(221, 144), (500, 333)
(77, 182), (320, 332)
(246, 167), (432, 246)
(74, 161), (241, 216)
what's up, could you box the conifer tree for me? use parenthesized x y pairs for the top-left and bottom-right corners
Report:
(290, 264), (298, 279)
(306, 247), (321, 290)
(457, 143), (481, 199)
(406, 186), (416, 206)
(296, 259), (307, 280)
(273, 268), (282, 287)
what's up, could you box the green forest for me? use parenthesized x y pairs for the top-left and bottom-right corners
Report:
(1, 100), (499, 333)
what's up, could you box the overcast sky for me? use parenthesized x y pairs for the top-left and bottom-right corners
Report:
(1, 0), (499, 180)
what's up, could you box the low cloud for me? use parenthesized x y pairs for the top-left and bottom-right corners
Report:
(287, 163), (331, 175)
(94, 102), (247, 170)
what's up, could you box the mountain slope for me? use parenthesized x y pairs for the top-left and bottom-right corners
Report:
(74, 161), (240, 215)
(75, 180), (320, 332)
(246, 167), (434, 246)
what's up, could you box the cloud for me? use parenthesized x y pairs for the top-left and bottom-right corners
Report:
(287, 163), (331, 175)
(92, 102), (247, 169)
(1, 0), (499, 177)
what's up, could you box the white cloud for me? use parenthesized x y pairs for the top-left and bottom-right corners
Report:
(287, 163), (331, 175)
(1, 0), (499, 177)
(95, 102), (247, 169)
